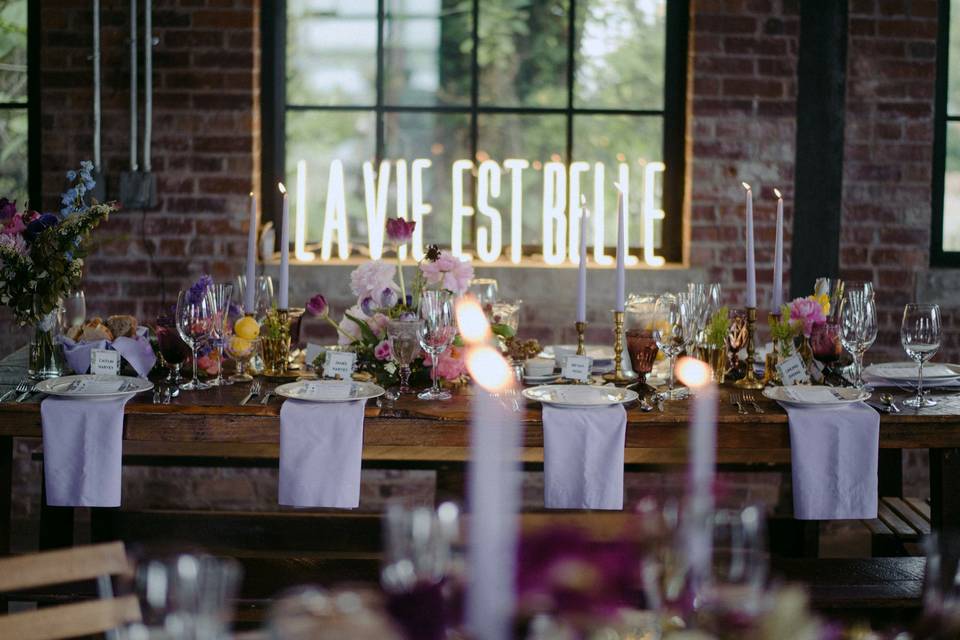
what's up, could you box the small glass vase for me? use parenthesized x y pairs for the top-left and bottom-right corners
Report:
(705, 345), (727, 384)
(29, 309), (65, 380)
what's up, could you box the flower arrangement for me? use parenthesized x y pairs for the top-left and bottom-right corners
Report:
(309, 218), (474, 388)
(787, 295), (828, 338)
(0, 161), (115, 325)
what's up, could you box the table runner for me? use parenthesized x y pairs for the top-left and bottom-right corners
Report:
(781, 402), (879, 520)
(41, 396), (131, 507)
(541, 404), (627, 510)
(278, 399), (367, 508)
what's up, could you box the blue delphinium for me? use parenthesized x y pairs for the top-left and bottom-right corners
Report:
(187, 274), (214, 306)
(60, 161), (97, 215)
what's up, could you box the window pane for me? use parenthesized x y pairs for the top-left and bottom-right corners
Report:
(383, 111), (471, 248)
(574, 0), (666, 110)
(949, 0), (960, 114)
(477, 0), (568, 108)
(287, 0), (378, 106)
(383, 0), (472, 106)
(0, 109), (27, 203)
(943, 123), (960, 251)
(477, 114), (566, 251)
(286, 110), (376, 246)
(0, 0), (27, 103)
(574, 114), (663, 251)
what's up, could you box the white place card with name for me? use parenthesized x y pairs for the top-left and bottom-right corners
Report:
(304, 343), (324, 368)
(777, 354), (809, 386)
(562, 355), (593, 383)
(90, 349), (120, 376)
(301, 381), (352, 400)
(323, 351), (357, 380)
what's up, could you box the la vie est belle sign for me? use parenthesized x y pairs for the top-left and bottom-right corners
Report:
(287, 157), (668, 267)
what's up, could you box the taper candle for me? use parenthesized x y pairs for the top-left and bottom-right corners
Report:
(772, 188), (784, 310)
(577, 195), (588, 323)
(278, 182), (289, 309)
(742, 182), (756, 308)
(243, 193), (257, 314)
(614, 184), (626, 313)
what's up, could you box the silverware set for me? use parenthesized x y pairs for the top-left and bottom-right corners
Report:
(732, 393), (764, 414)
(240, 380), (261, 406)
(0, 378), (30, 403)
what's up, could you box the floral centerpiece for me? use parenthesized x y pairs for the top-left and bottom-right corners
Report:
(0, 161), (116, 378)
(785, 294), (832, 368)
(309, 218), (474, 389)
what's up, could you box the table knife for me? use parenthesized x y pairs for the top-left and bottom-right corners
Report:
(239, 390), (255, 406)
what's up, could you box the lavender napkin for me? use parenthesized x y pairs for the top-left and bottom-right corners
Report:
(781, 402), (879, 520)
(541, 404), (627, 509)
(41, 396), (131, 507)
(278, 399), (367, 508)
(59, 326), (156, 377)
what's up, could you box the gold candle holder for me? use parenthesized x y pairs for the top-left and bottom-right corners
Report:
(603, 311), (638, 385)
(763, 312), (783, 386)
(575, 321), (587, 356)
(734, 306), (764, 389)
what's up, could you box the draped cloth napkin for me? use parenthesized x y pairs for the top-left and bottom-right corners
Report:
(41, 395), (131, 507)
(780, 391), (880, 520)
(59, 326), (156, 377)
(278, 399), (367, 508)
(541, 404), (627, 510)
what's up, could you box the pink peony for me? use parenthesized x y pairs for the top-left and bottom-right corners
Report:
(385, 217), (416, 244)
(424, 346), (466, 381)
(374, 339), (392, 361)
(2, 213), (26, 237)
(338, 305), (366, 345)
(350, 259), (398, 302)
(789, 296), (826, 337)
(419, 253), (474, 295)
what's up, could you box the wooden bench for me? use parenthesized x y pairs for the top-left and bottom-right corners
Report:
(863, 497), (932, 556)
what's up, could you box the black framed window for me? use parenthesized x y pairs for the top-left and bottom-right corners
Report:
(264, 0), (687, 264)
(0, 0), (37, 208)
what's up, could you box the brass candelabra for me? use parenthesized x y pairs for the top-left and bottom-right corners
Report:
(575, 321), (587, 356)
(734, 306), (764, 389)
(603, 311), (637, 385)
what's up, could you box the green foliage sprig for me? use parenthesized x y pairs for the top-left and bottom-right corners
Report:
(704, 306), (730, 349)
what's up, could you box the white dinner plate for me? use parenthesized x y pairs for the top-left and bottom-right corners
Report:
(523, 374), (562, 386)
(275, 379), (384, 403)
(863, 361), (960, 382)
(763, 385), (871, 407)
(35, 374), (153, 400)
(542, 345), (615, 365)
(522, 384), (638, 409)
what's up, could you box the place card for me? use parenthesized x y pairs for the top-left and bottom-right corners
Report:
(776, 354), (809, 386)
(304, 343), (324, 368)
(561, 355), (593, 383)
(807, 358), (825, 384)
(322, 351), (356, 380)
(301, 381), (352, 400)
(90, 349), (120, 375)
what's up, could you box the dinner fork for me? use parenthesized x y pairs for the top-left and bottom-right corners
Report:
(240, 380), (261, 406)
(743, 393), (764, 414)
(15, 383), (38, 403)
(731, 393), (748, 415)
(0, 378), (29, 403)
(260, 387), (274, 405)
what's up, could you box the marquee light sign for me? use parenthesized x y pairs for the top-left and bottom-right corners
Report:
(296, 157), (668, 267)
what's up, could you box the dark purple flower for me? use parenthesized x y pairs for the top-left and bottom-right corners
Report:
(0, 198), (16, 220)
(24, 213), (59, 242)
(187, 274), (213, 306)
(306, 294), (328, 317)
(360, 295), (378, 316)
(385, 217), (416, 244)
(425, 244), (441, 262)
(399, 310), (418, 321)
(379, 287), (398, 308)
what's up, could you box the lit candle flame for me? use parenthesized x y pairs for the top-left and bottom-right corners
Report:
(741, 182), (751, 192)
(675, 356), (712, 389)
(278, 182), (287, 195)
(456, 296), (491, 345)
(773, 188), (782, 199)
(466, 346), (513, 393)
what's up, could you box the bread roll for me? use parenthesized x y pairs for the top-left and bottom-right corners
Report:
(106, 314), (138, 339)
(79, 317), (114, 342)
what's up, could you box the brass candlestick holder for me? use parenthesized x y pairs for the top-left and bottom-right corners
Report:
(603, 311), (638, 385)
(763, 312), (783, 386)
(734, 306), (764, 389)
(575, 321), (587, 356)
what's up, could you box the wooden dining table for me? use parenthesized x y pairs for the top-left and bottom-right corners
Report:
(2, 351), (960, 556)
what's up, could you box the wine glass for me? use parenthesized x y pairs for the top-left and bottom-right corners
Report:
(839, 290), (878, 388)
(652, 293), (690, 400)
(176, 289), (215, 391)
(388, 319), (422, 395)
(59, 290), (86, 332)
(686, 284), (710, 352)
(418, 291), (456, 401)
(236, 274), (274, 322)
(156, 313), (190, 395)
(206, 283), (235, 387)
(901, 303), (942, 408)
(225, 336), (259, 383)
(467, 278), (499, 309)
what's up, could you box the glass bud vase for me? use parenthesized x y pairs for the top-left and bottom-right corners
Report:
(29, 308), (64, 380)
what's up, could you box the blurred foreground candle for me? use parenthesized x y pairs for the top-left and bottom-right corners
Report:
(244, 193), (257, 314)
(456, 296), (492, 344)
(278, 182), (289, 309)
(742, 182), (756, 308)
(577, 196), (588, 323)
(772, 188), (784, 311)
(464, 343), (521, 640)
(614, 183), (626, 312)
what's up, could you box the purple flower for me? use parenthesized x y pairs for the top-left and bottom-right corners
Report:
(0, 198), (16, 220)
(399, 310), (418, 321)
(187, 274), (213, 306)
(360, 295), (378, 316)
(379, 287), (398, 308)
(306, 294), (328, 317)
(24, 214), (59, 243)
(385, 217), (416, 244)
(374, 339), (392, 361)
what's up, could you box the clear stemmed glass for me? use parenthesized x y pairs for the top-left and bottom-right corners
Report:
(686, 284), (710, 352)
(839, 290), (878, 388)
(417, 291), (457, 401)
(901, 303), (942, 408)
(653, 293), (690, 400)
(206, 283), (235, 387)
(59, 289), (86, 332)
(388, 319), (422, 395)
(176, 289), (215, 391)
(236, 274), (274, 322)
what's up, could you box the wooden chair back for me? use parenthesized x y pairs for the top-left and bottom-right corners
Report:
(0, 541), (141, 640)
